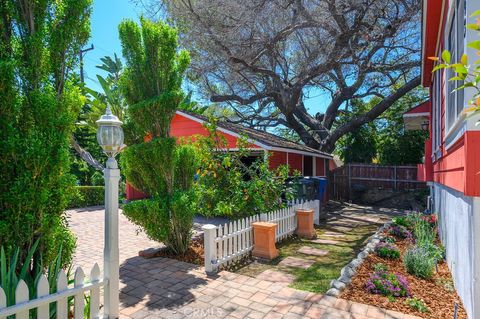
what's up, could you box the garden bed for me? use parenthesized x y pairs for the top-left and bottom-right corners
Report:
(341, 227), (467, 318)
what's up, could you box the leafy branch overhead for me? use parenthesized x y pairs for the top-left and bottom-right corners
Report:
(430, 10), (480, 113)
(158, 0), (422, 152)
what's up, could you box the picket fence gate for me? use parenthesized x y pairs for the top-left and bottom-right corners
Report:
(0, 264), (105, 319)
(203, 199), (320, 272)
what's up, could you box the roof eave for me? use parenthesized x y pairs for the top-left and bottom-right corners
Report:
(175, 110), (333, 159)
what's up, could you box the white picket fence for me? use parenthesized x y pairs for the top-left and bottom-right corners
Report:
(0, 264), (105, 319)
(203, 199), (320, 272)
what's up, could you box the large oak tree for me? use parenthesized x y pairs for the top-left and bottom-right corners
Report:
(155, 0), (421, 152)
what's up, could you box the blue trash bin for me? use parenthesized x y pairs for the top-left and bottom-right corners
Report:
(318, 178), (327, 202)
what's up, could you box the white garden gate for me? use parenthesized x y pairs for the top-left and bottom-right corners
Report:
(203, 199), (320, 272)
(0, 158), (121, 318)
(0, 265), (104, 319)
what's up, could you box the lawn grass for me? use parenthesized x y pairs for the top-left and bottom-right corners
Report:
(234, 223), (379, 293)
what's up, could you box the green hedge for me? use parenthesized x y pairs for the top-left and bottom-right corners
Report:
(69, 186), (104, 208)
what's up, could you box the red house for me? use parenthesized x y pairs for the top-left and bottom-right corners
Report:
(405, 0), (480, 317)
(126, 110), (333, 200)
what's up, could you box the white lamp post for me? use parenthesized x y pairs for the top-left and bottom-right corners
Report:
(96, 105), (123, 319)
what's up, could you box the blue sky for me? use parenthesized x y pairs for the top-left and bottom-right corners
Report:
(84, 0), (329, 115)
(82, 0), (140, 90)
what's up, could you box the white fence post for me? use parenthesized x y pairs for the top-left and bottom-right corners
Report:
(203, 224), (217, 272)
(104, 157), (120, 319)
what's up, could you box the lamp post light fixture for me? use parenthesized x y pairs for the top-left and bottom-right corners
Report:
(96, 105), (123, 318)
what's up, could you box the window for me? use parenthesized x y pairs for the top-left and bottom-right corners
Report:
(445, 0), (466, 130)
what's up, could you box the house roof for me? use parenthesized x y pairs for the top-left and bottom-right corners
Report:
(402, 100), (431, 131)
(176, 110), (333, 159)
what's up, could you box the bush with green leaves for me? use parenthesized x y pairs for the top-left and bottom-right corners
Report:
(68, 186), (105, 208)
(375, 243), (401, 259)
(414, 220), (436, 246)
(193, 122), (292, 218)
(0, 0), (91, 267)
(389, 225), (413, 239)
(404, 246), (436, 279)
(366, 270), (410, 298)
(405, 297), (429, 313)
(119, 18), (196, 255)
(392, 216), (412, 229)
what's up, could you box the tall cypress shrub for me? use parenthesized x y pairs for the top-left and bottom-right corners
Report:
(0, 0), (92, 265)
(119, 18), (197, 255)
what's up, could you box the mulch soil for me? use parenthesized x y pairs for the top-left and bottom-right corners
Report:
(153, 237), (205, 265)
(341, 235), (467, 319)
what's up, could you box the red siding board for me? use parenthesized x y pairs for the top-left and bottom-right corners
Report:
(269, 151), (287, 170)
(288, 153), (303, 175)
(316, 157), (326, 176)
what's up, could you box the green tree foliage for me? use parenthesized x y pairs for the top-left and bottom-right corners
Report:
(71, 54), (125, 186)
(118, 18), (195, 254)
(0, 0), (92, 266)
(335, 88), (428, 165)
(376, 88), (429, 165)
(335, 100), (378, 163)
(85, 54), (126, 125)
(194, 122), (291, 218)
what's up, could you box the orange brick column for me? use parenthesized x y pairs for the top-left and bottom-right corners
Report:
(296, 208), (317, 239)
(252, 222), (278, 260)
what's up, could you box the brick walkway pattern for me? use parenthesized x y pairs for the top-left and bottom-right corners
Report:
(68, 207), (420, 319)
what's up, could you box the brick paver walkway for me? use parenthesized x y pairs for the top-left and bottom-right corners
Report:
(68, 207), (420, 319)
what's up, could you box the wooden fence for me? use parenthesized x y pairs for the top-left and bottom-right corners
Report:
(202, 199), (319, 272)
(329, 163), (427, 201)
(0, 264), (105, 319)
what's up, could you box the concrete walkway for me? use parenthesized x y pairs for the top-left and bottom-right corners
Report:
(68, 207), (420, 319)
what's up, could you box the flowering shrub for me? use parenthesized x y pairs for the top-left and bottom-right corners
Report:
(389, 225), (413, 239)
(392, 216), (411, 229)
(375, 242), (401, 259)
(421, 214), (437, 227)
(404, 246), (436, 279)
(366, 270), (410, 298)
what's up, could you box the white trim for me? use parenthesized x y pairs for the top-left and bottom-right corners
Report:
(403, 112), (430, 118)
(176, 111), (333, 159)
(444, 112), (467, 150)
(269, 147), (331, 159)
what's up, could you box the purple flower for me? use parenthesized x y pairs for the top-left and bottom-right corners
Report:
(365, 270), (410, 298)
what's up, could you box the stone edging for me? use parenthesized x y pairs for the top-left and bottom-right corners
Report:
(326, 221), (391, 296)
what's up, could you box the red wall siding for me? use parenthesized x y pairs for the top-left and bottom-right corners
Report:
(288, 153), (303, 175)
(171, 114), (236, 148)
(316, 157), (326, 176)
(464, 131), (480, 196)
(433, 137), (465, 193)
(269, 151), (287, 170)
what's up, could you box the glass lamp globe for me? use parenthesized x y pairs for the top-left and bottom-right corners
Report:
(96, 105), (124, 158)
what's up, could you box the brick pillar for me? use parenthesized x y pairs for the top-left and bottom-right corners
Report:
(296, 208), (317, 239)
(252, 222), (278, 260)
